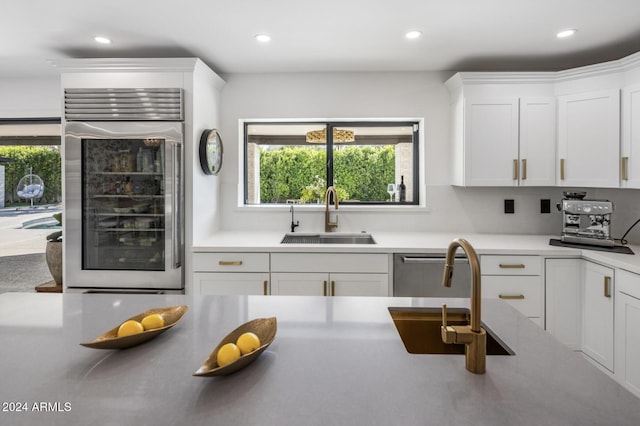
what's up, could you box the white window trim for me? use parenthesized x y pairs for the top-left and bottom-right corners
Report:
(237, 117), (427, 210)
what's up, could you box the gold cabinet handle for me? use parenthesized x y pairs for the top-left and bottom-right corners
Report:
(513, 159), (519, 180)
(218, 260), (243, 266)
(604, 276), (612, 298)
(323, 280), (328, 296)
(331, 280), (336, 296)
(499, 263), (525, 269)
(521, 159), (527, 180)
(560, 158), (565, 180)
(499, 294), (525, 300)
(263, 280), (268, 296)
(622, 157), (629, 181)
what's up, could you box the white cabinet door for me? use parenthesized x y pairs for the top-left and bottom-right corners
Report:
(193, 272), (269, 296)
(545, 258), (582, 350)
(482, 275), (543, 321)
(519, 97), (556, 186)
(463, 97), (519, 186)
(621, 84), (640, 188)
(331, 273), (389, 297)
(582, 261), (615, 371)
(271, 273), (328, 296)
(558, 89), (620, 187)
(615, 269), (640, 398)
(272, 273), (389, 297)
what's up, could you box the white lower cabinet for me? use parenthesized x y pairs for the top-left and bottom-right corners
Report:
(582, 260), (615, 372)
(192, 252), (270, 295)
(480, 255), (543, 326)
(271, 272), (388, 297)
(544, 258), (582, 350)
(194, 272), (269, 296)
(615, 269), (640, 398)
(270, 253), (389, 297)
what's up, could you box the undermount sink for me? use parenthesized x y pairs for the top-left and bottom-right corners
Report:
(281, 233), (376, 245)
(388, 307), (514, 355)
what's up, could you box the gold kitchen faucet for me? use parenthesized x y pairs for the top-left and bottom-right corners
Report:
(324, 186), (339, 232)
(441, 238), (487, 374)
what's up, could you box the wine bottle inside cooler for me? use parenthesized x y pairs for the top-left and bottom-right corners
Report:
(399, 175), (406, 202)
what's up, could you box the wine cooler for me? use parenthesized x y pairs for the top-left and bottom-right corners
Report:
(63, 88), (184, 292)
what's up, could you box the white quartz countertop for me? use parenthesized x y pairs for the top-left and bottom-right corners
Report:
(1, 293), (639, 426)
(193, 231), (640, 274)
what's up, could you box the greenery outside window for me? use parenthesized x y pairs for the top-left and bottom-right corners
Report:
(244, 121), (419, 205)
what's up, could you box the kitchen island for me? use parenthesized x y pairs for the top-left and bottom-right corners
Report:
(1, 292), (639, 425)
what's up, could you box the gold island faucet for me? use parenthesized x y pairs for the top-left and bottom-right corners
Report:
(324, 186), (339, 232)
(441, 238), (486, 374)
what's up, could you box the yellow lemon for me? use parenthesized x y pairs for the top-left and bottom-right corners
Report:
(236, 332), (261, 355)
(141, 313), (165, 331)
(117, 320), (144, 337)
(217, 343), (241, 367)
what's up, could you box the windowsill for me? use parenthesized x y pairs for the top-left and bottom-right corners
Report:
(235, 203), (431, 213)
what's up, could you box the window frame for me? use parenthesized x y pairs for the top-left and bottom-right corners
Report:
(242, 118), (422, 207)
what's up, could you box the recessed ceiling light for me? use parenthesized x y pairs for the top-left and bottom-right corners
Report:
(405, 31), (423, 40)
(94, 36), (112, 44)
(557, 29), (577, 39)
(255, 34), (271, 43)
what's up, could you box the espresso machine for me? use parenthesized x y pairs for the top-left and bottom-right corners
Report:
(558, 192), (615, 247)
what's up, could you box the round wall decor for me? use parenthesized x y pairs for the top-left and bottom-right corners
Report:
(199, 129), (223, 175)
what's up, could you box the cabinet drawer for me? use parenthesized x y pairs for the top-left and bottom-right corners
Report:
(194, 272), (269, 295)
(481, 255), (542, 276)
(482, 276), (543, 318)
(192, 252), (269, 272)
(271, 253), (388, 273)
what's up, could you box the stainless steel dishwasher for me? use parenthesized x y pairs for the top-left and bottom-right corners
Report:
(393, 253), (471, 297)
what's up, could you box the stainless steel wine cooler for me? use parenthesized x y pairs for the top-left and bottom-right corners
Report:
(63, 88), (184, 292)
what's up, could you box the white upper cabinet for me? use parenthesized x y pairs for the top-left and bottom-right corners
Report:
(463, 97), (520, 186)
(519, 97), (557, 186)
(445, 74), (556, 187)
(557, 89), (620, 187)
(450, 95), (556, 187)
(621, 84), (640, 188)
(445, 53), (640, 188)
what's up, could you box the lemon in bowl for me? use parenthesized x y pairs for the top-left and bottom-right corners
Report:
(117, 320), (144, 337)
(217, 343), (241, 367)
(237, 332), (261, 355)
(141, 313), (165, 331)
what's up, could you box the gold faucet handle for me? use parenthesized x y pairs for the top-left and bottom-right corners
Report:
(441, 304), (457, 344)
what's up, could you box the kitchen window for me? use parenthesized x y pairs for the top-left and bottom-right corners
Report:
(244, 121), (419, 206)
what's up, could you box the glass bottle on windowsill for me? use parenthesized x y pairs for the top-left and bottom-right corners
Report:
(399, 175), (406, 202)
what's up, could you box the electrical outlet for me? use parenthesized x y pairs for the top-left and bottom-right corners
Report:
(541, 199), (551, 214)
(504, 199), (515, 214)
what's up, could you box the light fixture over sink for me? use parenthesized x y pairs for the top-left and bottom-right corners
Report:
(306, 128), (355, 144)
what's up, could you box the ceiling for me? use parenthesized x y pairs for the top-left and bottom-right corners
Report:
(1, 0), (640, 79)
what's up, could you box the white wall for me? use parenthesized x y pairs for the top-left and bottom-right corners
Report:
(219, 72), (570, 236)
(0, 76), (61, 118)
(189, 62), (226, 245)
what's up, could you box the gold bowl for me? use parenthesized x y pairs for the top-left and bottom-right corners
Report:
(80, 305), (189, 350)
(193, 317), (277, 377)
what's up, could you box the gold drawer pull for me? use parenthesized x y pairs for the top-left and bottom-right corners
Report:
(263, 280), (268, 296)
(218, 260), (243, 266)
(604, 276), (612, 298)
(323, 280), (328, 296)
(499, 263), (525, 269)
(521, 159), (527, 180)
(331, 280), (336, 296)
(560, 158), (565, 180)
(499, 294), (525, 300)
(513, 159), (519, 180)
